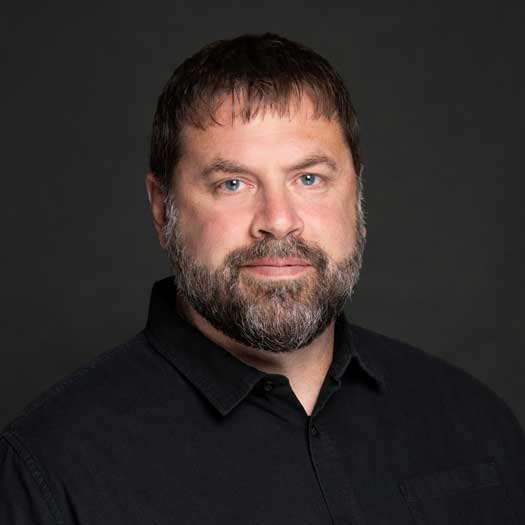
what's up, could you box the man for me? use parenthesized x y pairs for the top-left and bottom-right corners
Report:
(1, 33), (524, 524)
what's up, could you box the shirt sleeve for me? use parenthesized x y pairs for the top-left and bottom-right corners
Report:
(0, 434), (58, 525)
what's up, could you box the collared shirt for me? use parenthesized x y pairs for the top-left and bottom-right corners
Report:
(1, 276), (525, 524)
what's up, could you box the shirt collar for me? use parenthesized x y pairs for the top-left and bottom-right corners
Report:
(144, 276), (386, 416)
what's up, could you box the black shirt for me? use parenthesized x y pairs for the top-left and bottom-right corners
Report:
(1, 276), (525, 524)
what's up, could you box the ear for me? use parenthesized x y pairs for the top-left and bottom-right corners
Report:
(356, 163), (367, 240)
(145, 172), (168, 249)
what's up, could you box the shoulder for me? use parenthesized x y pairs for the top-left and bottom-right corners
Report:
(1, 330), (168, 447)
(349, 323), (524, 433)
(0, 332), (167, 523)
(350, 322), (496, 391)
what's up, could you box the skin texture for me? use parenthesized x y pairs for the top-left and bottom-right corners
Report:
(146, 95), (364, 415)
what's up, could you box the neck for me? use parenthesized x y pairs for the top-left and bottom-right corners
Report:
(175, 292), (335, 416)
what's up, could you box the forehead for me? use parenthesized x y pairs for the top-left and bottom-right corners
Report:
(178, 94), (353, 170)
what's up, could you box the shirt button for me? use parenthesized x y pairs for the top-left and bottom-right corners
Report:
(310, 425), (319, 436)
(263, 380), (273, 392)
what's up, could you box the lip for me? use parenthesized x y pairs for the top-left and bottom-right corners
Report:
(242, 258), (311, 267)
(241, 258), (312, 278)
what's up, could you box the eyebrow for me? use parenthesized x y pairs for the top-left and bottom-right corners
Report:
(199, 154), (338, 179)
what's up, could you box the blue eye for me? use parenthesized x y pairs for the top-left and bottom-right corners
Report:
(221, 179), (243, 192)
(299, 174), (318, 186)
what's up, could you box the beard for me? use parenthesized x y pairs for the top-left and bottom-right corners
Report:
(162, 197), (366, 353)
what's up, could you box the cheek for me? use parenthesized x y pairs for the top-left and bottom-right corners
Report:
(302, 199), (357, 258)
(180, 204), (252, 268)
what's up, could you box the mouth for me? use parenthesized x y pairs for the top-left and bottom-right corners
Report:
(241, 258), (312, 277)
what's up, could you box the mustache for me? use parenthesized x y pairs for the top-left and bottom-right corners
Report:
(224, 235), (328, 272)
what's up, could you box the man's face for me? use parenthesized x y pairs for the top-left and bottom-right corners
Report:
(162, 95), (365, 352)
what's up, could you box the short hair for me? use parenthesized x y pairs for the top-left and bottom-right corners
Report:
(149, 32), (362, 192)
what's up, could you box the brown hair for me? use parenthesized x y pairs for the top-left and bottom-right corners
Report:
(149, 32), (361, 192)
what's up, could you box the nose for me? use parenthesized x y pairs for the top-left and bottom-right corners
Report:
(249, 185), (304, 240)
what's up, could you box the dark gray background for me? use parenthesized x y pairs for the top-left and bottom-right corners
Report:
(2, 3), (523, 429)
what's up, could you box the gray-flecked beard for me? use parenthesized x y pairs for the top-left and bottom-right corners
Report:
(162, 197), (366, 353)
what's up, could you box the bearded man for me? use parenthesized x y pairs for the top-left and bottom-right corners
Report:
(2, 33), (525, 524)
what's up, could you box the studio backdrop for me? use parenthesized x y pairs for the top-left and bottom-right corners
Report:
(1, 2), (523, 428)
